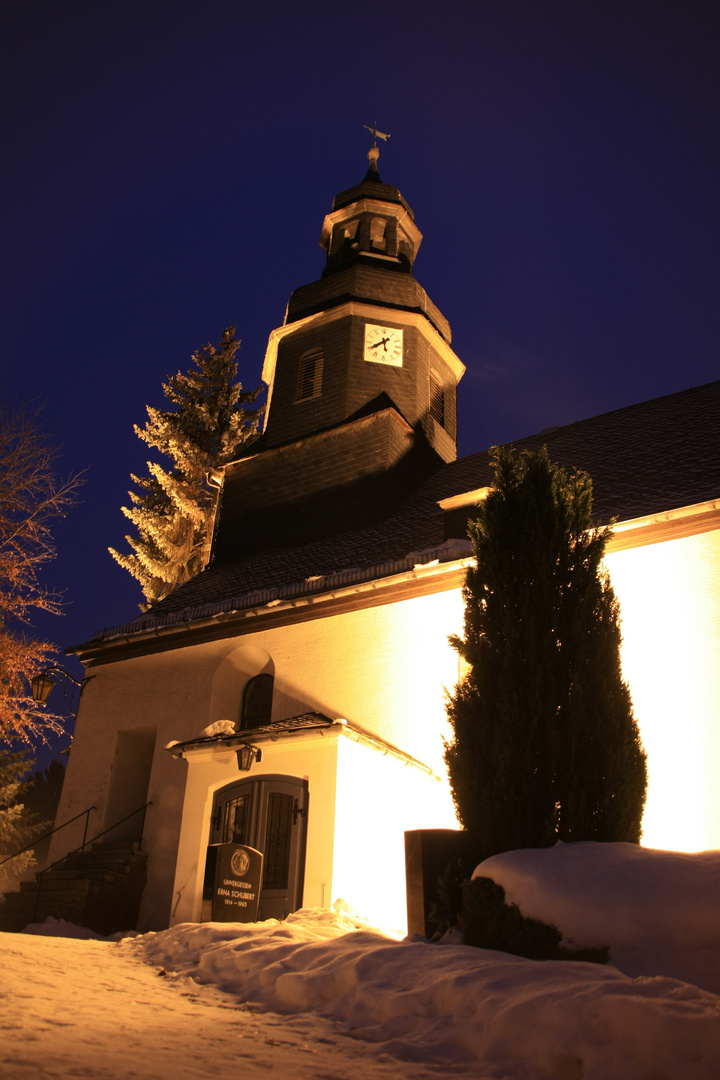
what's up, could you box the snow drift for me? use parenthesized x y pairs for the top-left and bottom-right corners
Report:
(122, 844), (720, 1080)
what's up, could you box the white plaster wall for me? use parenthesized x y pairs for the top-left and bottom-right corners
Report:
(170, 729), (459, 932)
(49, 640), (225, 928)
(55, 588), (464, 930)
(56, 526), (720, 932)
(210, 644), (274, 724)
(605, 528), (720, 852)
(331, 735), (458, 932)
(170, 732), (339, 925)
(241, 587), (465, 770)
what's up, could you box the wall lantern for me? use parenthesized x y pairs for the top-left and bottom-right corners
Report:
(236, 745), (262, 772)
(31, 671), (57, 705)
(31, 666), (85, 713)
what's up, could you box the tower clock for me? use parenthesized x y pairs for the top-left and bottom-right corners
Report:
(364, 324), (404, 367)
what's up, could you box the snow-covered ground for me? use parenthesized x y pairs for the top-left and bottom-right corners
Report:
(1, 843), (719, 1079)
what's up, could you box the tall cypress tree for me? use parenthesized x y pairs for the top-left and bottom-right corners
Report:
(110, 327), (261, 608)
(445, 446), (647, 859)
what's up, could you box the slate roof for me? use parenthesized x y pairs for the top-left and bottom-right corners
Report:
(81, 379), (720, 647)
(330, 166), (413, 216)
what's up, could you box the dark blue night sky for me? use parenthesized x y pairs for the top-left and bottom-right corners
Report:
(2, 1), (719, 763)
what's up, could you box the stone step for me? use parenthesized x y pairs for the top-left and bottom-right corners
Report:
(20, 875), (92, 892)
(20, 893), (86, 910)
(91, 840), (144, 854)
(31, 886), (99, 904)
(1, 842), (149, 935)
(59, 856), (131, 874)
(39, 867), (119, 885)
(1, 891), (26, 908)
(1, 893), (88, 923)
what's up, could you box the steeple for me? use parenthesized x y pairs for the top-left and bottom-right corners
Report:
(317, 133), (421, 279)
(259, 142), (464, 463)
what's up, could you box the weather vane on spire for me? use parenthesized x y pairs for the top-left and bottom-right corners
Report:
(363, 122), (391, 148)
(363, 122), (390, 173)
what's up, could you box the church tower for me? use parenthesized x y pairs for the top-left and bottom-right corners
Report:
(212, 142), (465, 563)
(260, 140), (464, 462)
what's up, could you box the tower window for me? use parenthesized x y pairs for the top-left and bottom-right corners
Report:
(332, 219), (359, 254)
(295, 349), (324, 402)
(429, 372), (445, 427)
(240, 673), (274, 730)
(370, 217), (388, 251)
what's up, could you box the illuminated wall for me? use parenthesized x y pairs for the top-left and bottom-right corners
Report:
(170, 731), (341, 925)
(168, 725), (456, 933)
(251, 585), (466, 772)
(331, 735), (457, 931)
(56, 586), (465, 929)
(605, 528), (720, 852)
(55, 521), (720, 933)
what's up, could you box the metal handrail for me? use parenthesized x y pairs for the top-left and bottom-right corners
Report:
(32, 801), (153, 923)
(72, 801), (153, 856)
(0, 805), (96, 869)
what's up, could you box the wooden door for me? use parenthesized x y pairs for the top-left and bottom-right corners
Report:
(209, 774), (308, 920)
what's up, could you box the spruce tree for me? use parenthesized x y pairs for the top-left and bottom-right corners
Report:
(110, 327), (261, 607)
(445, 446), (647, 860)
(19, 757), (65, 869)
(0, 749), (41, 892)
(23, 758), (65, 826)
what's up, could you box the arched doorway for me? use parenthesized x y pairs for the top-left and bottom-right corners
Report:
(207, 774), (308, 920)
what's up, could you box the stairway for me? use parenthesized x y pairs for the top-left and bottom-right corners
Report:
(0, 840), (148, 936)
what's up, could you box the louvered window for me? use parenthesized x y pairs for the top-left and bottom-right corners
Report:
(429, 372), (445, 427)
(331, 219), (359, 254)
(295, 349), (324, 401)
(370, 217), (388, 251)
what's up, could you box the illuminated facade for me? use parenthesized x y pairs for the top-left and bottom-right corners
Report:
(49, 149), (720, 933)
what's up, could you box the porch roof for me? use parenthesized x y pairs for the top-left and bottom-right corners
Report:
(166, 713), (442, 779)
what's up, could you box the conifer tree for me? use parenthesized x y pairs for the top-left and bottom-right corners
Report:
(18, 757), (65, 870)
(445, 446), (647, 860)
(110, 327), (261, 607)
(0, 749), (41, 892)
(23, 758), (65, 827)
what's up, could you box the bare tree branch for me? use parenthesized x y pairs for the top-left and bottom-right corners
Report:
(0, 404), (84, 743)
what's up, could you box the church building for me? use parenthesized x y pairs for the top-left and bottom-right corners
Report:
(44, 145), (720, 933)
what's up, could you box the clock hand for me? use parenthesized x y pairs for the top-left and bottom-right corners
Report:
(371, 337), (390, 350)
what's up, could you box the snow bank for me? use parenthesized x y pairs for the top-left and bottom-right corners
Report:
(475, 841), (720, 992)
(24, 916), (139, 941)
(124, 904), (720, 1079)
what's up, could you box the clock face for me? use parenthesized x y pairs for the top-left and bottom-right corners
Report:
(364, 323), (404, 367)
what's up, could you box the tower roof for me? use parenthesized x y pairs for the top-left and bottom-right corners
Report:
(331, 173), (414, 218)
(331, 139), (414, 218)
